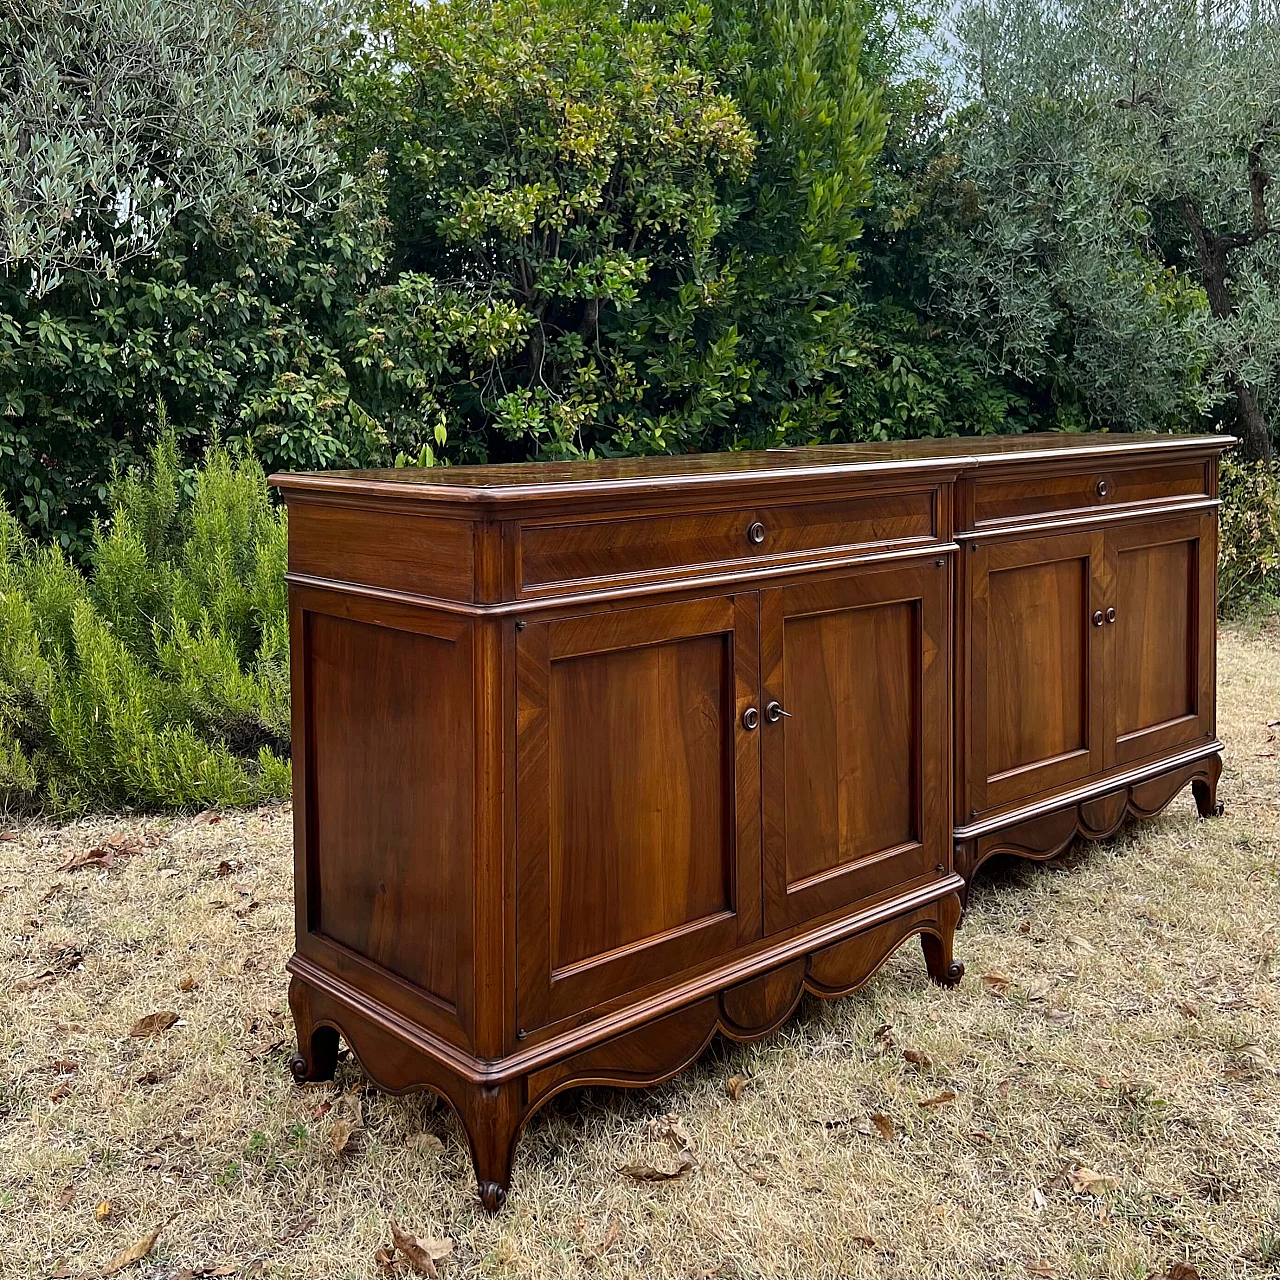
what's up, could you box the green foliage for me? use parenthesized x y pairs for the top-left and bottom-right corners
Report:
(941, 0), (1280, 456)
(1218, 456), (1280, 617)
(341, 0), (889, 459)
(0, 421), (290, 815)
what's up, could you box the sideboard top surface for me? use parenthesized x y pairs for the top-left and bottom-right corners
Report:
(270, 431), (1232, 514)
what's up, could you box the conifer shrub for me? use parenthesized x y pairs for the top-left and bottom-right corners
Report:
(0, 420), (291, 815)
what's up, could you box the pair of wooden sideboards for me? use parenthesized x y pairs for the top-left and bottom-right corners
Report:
(272, 431), (1229, 1210)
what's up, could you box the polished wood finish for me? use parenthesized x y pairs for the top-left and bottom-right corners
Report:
(273, 430), (1228, 1211)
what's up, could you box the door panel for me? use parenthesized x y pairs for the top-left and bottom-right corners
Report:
(761, 561), (948, 933)
(968, 531), (1107, 815)
(1109, 513), (1215, 766)
(516, 595), (760, 1031)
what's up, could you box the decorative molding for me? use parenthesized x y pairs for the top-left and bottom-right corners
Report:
(955, 752), (1222, 902)
(288, 893), (964, 1212)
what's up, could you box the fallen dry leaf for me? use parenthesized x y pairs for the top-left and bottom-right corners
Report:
(903, 1049), (934, 1070)
(216, 860), (233, 877)
(194, 810), (223, 826)
(409, 1132), (445, 1155)
(330, 1117), (357, 1155)
(178, 972), (195, 992)
(0, 830), (16, 841)
(14, 969), (57, 993)
(981, 970), (1013, 995)
(101, 1222), (165, 1276)
(1161, 1263), (1200, 1280)
(726, 1074), (749, 1100)
(94, 1199), (112, 1222)
(1025, 975), (1053, 1001)
(870, 1113), (895, 1140)
(57, 1184), (75, 1209)
(388, 1219), (452, 1277)
(1027, 1260), (1059, 1278)
(1069, 1165), (1118, 1195)
(620, 1155), (695, 1182)
(129, 1010), (178, 1038)
(1028, 1186), (1048, 1211)
(374, 1245), (396, 1273)
(918, 1090), (957, 1108)
(1067, 934), (1097, 955)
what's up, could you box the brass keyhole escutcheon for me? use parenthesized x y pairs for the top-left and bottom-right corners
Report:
(1096, 478), (1110, 497)
(766, 701), (791, 723)
(1106, 606), (1116, 623)
(1093, 610), (1104, 626)
(742, 706), (760, 731)
(747, 521), (766, 545)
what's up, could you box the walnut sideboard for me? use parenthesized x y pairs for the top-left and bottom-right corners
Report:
(271, 430), (1229, 1210)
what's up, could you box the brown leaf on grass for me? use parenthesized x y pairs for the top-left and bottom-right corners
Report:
(129, 1010), (178, 1037)
(374, 1246), (396, 1273)
(48, 1058), (77, 1074)
(60, 835), (142, 872)
(647, 1111), (694, 1153)
(1025, 975), (1053, 1001)
(872, 1023), (896, 1054)
(330, 1117), (357, 1155)
(101, 1222), (165, 1276)
(194, 810), (223, 826)
(409, 1132), (444, 1155)
(967, 1128), (994, 1144)
(902, 1049), (934, 1070)
(48, 1082), (71, 1102)
(620, 1154), (695, 1182)
(1068, 1165), (1118, 1195)
(57, 1183), (76, 1209)
(726, 1073), (749, 1100)
(1066, 934), (1097, 955)
(388, 1219), (452, 1277)
(0, 830), (16, 841)
(14, 969), (57, 992)
(1027, 1260), (1059, 1278)
(918, 1090), (957, 1108)
(232, 898), (260, 918)
(177, 972), (196, 992)
(276, 1214), (317, 1244)
(216, 860), (233, 877)
(981, 970), (1012, 995)
(1161, 1263), (1200, 1280)
(870, 1113), (895, 1140)
(95, 1200), (113, 1222)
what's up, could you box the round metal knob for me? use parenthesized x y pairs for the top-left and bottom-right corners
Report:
(742, 706), (759, 731)
(747, 521), (766, 545)
(1106, 606), (1116, 623)
(1092, 610), (1104, 626)
(1096, 478), (1110, 498)
(766, 701), (792, 723)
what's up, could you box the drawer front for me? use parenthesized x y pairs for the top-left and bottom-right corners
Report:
(971, 460), (1208, 528)
(519, 489), (938, 593)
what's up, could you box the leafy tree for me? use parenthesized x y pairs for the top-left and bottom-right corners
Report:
(943, 0), (1279, 458)
(342, 0), (889, 460)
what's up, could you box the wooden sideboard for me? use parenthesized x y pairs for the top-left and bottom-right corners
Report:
(271, 431), (1229, 1210)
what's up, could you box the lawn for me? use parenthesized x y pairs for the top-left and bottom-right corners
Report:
(2, 623), (1276, 1280)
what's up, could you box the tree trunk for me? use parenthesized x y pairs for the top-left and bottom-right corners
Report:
(1234, 378), (1273, 463)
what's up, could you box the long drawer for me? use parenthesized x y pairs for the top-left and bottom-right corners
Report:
(517, 487), (941, 594)
(969, 459), (1209, 529)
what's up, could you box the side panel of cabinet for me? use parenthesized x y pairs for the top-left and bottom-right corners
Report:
(967, 530), (1108, 816)
(1108, 512), (1216, 767)
(759, 561), (949, 934)
(515, 595), (761, 1032)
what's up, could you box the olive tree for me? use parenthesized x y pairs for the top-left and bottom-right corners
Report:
(943, 0), (1280, 459)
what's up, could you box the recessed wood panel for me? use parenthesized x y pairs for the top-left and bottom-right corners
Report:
(782, 601), (918, 886)
(308, 612), (470, 1007)
(986, 558), (1088, 778)
(1116, 540), (1195, 736)
(548, 634), (733, 971)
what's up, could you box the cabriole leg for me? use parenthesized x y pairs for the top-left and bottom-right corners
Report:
(920, 892), (965, 988)
(287, 975), (340, 1083)
(459, 1080), (527, 1213)
(1192, 752), (1224, 819)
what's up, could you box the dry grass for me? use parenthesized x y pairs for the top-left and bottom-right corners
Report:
(2, 625), (1277, 1280)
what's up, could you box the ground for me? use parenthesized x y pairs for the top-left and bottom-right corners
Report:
(1, 624), (1276, 1280)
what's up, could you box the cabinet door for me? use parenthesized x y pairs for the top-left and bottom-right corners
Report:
(759, 561), (949, 934)
(516, 594), (761, 1032)
(1107, 512), (1215, 768)
(967, 531), (1107, 816)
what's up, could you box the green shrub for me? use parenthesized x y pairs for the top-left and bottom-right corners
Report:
(1218, 455), (1280, 618)
(0, 420), (290, 815)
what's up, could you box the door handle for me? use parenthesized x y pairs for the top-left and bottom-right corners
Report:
(765, 701), (791, 723)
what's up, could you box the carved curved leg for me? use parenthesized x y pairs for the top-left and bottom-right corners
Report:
(459, 1080), (527, 1213)
(920, 892), (964, 988)
(1192, 753), (1224, 819)
(287, 975), (340, 1083)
